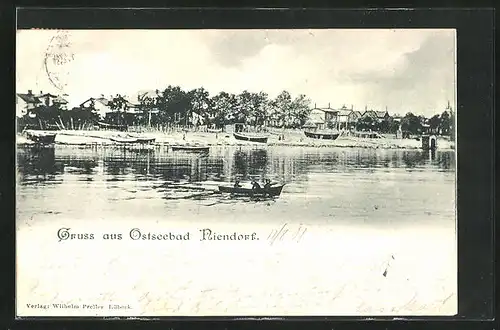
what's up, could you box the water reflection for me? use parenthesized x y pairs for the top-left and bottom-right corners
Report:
(16, 146), (455, 185)
(16, 147), (62, 185)
(16, 145), (456, 226)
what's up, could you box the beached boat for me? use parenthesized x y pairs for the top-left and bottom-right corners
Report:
(351, 131), (382, 139)
(96, 121), (128, 131)
(218, 184), (285, 197)
(109, 136), (139, 143)
(233, 132), (268, 143)
(304, 130), (340, 140)
(171, 145), (210, 152)
(126, 134), (156, 143)
(207, 128), (223, 133)
(24, 130), (57, 144)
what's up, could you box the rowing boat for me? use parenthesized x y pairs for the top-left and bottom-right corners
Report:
(233, 132), (268, 143)
(24, 130), (57, 144)
(126, 134), (156, 143)
(171, 145), (210, 152)
(109, 136), (139, 143)
(304, 130), (340, 140)
(218, 184), (285, 197)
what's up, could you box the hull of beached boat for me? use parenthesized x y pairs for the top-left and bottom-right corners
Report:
(218, 184), (285, 197)
(96, 121), (128, 131)
(126, 134), (156, 143)
(109, 136), (139, 143)
(171, 145), (210, 152)
(233, 132), (268, 143)
(24, 130), (57, 144)
(304, 131), (340, 140)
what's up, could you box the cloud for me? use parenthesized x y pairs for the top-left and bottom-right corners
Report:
(16, 29), (456, 116)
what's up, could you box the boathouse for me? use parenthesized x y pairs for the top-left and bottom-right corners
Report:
(421, 135), (438, 150)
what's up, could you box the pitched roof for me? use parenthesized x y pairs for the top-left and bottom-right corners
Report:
(313, 108), (338, 113)
(362, 110), (388, 118)
(124, 100), (139, 108)
(337, 109), (352, 116)
(35, 93), (58, 98)
(95, 97), (111, 106)
(17, 93), (41, 104)
(135, 90), (160, 101)
(53, 96), (68, 104)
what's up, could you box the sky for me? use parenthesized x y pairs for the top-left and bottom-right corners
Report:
(16, 29), (456, 117)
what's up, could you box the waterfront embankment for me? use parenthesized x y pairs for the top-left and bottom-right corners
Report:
(16, 129), (455, 150)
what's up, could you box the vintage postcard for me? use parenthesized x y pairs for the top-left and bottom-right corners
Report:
(16, 28), (457, 317)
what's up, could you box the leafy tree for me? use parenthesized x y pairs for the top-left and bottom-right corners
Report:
(271, 91), (293, 128)
(156, 86), (191, 125)
(188, 87), (211, 126)
(439, 111), (452, 136)
(401, 112), (422, 135)
(356, 116), (376, 131)
(107, 94), (129, 125)
(247, 91), (269, 127)
(137, 90), (160, 126)
(428, 114), (441, 134)
(289, 94), (311, 128)
(211, 92), (238, 126)
(233, 90), (254, 124)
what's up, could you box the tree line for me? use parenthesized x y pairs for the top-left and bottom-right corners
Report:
(106, 86), (312, 129)
(17, 84), (454, 139)
(355, 111), (454, 138)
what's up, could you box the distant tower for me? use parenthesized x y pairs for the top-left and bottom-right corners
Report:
(446, 100), (453, 112)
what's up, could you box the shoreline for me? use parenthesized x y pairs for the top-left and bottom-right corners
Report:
(16, 130), (455, 151)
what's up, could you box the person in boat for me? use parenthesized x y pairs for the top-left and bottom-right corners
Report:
(251, 180), (261, 191)
(234, 180), (242, 188)
(263, 179), (272, 196)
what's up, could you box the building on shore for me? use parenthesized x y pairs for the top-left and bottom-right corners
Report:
(360, 108), (390, 123)
(16, 90), (68, 117)
(306, 104), (364, 130)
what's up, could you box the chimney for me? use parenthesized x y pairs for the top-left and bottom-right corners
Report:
(28, 90), (32, 95)
(40, 90), (43, 95)
(351, 104), (353, 110)
(328, 102), (330, 108)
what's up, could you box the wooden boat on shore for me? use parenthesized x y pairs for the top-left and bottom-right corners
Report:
(126, 134), (156, 143)
(233, 132), (268, 143)
(218, 184), (285, 197)
(171, 145), (210, 152)
(207, 128), (223, 133)
(304, 130), (340, 140)
(96, 121), (128, 131)
(351, 131), (382, 139)
(24, 130), (57, 144)
(109, 136), (139, 143)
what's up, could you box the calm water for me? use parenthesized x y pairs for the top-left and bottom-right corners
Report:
(16, 145), (456, 229)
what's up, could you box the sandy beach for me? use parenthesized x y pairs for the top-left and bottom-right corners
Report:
(16, 129), (455, 150)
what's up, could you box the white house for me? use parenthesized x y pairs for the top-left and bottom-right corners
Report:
(16, 90), (68, 117)
(16, 90), (41, 117)
(79, 97), (113, 119)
